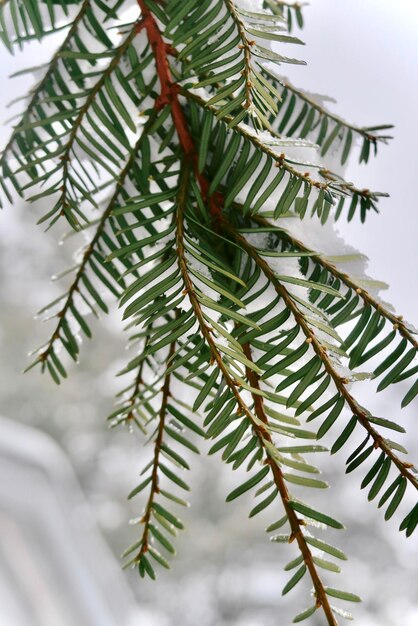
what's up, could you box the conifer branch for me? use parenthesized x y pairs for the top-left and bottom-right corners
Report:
(263, 123), (389, 207)
(33, 116), (158, 370)
(57, 20), (141, 226)
(223, 220), (418, 490)
(137, 0), (194, 155)
(182, 88), (385, 210)
(176, 162), (258, 422)
(0, 0), (91, 174)
(137, 0), (223, 220)
(3, 0), (417, 617)
(177, 163), (338, 625)
(224, 0), (254, 111)
(183, 88), (324, 187)
(241, 341), (338, 626)
(135, 338), (177, 562)
(270, 71), (394, 146)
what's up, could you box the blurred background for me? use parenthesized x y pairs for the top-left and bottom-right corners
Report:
(0, 1), (417, 625)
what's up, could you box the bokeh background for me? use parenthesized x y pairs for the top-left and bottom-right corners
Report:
(0, 1), (417, 625)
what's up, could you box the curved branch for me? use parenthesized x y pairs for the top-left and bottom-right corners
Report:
(183, 88), (324, 186)
(223, 219), (418, 490)
(137, 0), (222, 221)
(135, 337), (177, 561)
(264, 122), (389, 204)
(58, 20), (141, 220)
(36, 115), (158, 367)
(176, 162), (336, 626)
(141, 2), (383, 218)
(137, 0), (194, 155)
(182, 88), (385, 206)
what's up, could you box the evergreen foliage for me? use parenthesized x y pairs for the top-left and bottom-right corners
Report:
(1, 1), (417, 624)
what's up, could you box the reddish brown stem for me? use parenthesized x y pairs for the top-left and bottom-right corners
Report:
(136, 0), (223, 222)
(242, 342), (338, 626)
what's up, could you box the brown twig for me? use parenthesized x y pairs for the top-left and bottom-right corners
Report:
(224, 0), (253, 110)
(135, 338), (176, 560)
(242, 341), (338, 626)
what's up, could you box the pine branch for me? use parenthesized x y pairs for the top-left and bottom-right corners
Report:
(183, 89), (386, 222)
(137, 0), (223, 220)
(233, 209), (417, 406)
(177, 162), (343, 625)
(137, 0), (197, 159)
(224, 0), (255, 111)
(4, 0), (418, 618)
(184, 91), (316, 186)
(263, 122), (389, 215)
(28, 115), (158, 378)
(176, 163), (260, 422)
(241, 341), (338, 626)
(170, 0), (305, 129)
(223, 219), (418, 491)
(56, 20), (141, 227)
(134, 337), (177, 565)
(0, 0), (91, 190)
